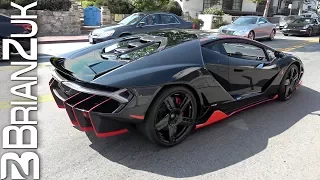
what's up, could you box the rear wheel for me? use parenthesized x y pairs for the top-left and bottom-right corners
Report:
(119, 33), (131, 37)
(283, 34), (289, 36)
(269, 29), (276, 40)
(278, 64), (299, 101)
(138, 86), (197, 147)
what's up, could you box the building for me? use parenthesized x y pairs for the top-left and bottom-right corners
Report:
(175, 0), (319, 18)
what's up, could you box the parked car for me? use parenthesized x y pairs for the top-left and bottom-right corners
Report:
(282, 17), (320, 36)
(49, 29), (303, 147)
(279, 15), (300, 30)
(0, 14), (31, 59)
(88, 12), (193, 44)
(218, 16), (277, 40)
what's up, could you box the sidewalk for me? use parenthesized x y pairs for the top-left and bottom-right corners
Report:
(38, 35), (88, 44)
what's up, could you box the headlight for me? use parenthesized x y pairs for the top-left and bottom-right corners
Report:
(98, 30), (115, 37)
(303, 25), (310, 29)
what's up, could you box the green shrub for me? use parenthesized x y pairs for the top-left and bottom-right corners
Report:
(214, 20), (229, 28)
(37, 0), (72, 11)
(163, 0), (182, 16)
(103, 0), (134, 14)
(82, 0), (95, 8)
(203, 7), (225, 16)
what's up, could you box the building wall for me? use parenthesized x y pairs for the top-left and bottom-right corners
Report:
(175, 0), (205, 18)
(241, 0), (257, 12)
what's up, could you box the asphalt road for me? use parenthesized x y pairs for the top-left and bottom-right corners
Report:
(0, 33), (319, 180)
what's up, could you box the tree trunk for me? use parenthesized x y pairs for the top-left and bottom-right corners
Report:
(263, 0), (272, 17)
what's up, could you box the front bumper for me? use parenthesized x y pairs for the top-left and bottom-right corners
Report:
(49, 70), (147, 138)
(282, 28), (309, 35)
(219, 29), (249, 37)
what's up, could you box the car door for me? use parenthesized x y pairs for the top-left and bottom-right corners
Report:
(135, 14), (161, 33)
(222, 40), (279, 97)
(256, 17), (271, 37)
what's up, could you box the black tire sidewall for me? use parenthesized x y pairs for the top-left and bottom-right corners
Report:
(141, 86), (198, 147)
(278, 64), (298, 101)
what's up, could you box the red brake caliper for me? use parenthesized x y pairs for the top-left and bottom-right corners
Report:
(175, 96), (184, 116)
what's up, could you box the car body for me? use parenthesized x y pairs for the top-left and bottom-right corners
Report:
(0, 14), (31, 59)
(218, 16), (277, 40)
(279, 15), (300, 30)
(282, 17), (320, 36)
(49, 29), (304, 147)
(88, 12), (193, 44)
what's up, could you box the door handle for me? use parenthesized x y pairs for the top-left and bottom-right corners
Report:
(234, 69), (244, 72)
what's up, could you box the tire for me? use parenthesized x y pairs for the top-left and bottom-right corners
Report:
(138, 86), (198, 147)
(248, 31), (255, 40)
(307, 28), (313, 37)
(269, 29), (276, 41)
(284, 34), (289, 36)
(278, 64), (299, 101)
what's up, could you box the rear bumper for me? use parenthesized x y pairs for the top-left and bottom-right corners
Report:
(49, 71), (148, 138)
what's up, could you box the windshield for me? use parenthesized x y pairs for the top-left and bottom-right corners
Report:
(233, 17), (257, 25)
(292, 18), (313, 24)
(284, 16), (297, 21)
(118, 13), (145, 25)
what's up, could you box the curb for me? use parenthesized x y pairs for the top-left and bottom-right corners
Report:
(38, 38), (88, 44)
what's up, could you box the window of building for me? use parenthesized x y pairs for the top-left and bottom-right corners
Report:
(204, 0), (221, 9)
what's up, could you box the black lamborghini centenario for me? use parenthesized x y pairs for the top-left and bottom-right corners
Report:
(49, 29), (304, 147)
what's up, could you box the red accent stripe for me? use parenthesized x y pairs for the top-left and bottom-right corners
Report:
(71, 95), (95, 131)
(296, 80), (302, 89)
(63, 92), (81, 125)
(196, 95), (279, 129)
(130, 115), (144, 120)
(88, 99), (129, 138)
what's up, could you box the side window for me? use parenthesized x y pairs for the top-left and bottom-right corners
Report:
(160, 14), (179, 24)
(201, 42), (228, 64)
(259, 18), (268, 24)
(223, 43), (267, 61)
(140, 14), (160, 25)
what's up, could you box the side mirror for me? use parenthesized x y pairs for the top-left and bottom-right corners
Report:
(274, 51), (284, 58)
(137, 22), (146, 27)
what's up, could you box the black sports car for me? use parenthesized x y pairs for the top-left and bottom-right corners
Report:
(49, 29), (304, 147)
(282, 17), (320, 36)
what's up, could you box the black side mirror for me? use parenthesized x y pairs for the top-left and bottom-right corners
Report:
(274, 51), (284, 58)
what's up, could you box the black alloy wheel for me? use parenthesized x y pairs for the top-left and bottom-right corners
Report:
(279, 64), (299, 101)
(269, 29), (276, 40)
(139, 86), (197, 147)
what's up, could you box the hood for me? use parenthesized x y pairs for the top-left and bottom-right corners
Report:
(221, 24), (256, 31)
(91, 24), (127, 36)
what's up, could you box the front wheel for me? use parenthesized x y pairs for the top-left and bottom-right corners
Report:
(269, 29), (276, 40)
(278, 64), (299, 101)
(307, 28), (313, 37)
(248, 31), (255, 40)
(138, 86), (198, 147)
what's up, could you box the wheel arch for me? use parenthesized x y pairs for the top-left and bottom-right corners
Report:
(145, 83), (204, 119)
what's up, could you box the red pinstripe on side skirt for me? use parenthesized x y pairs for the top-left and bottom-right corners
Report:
(196, 94), (279, 129)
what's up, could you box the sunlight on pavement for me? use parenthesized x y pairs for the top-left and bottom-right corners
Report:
(0, 94), (54, 109)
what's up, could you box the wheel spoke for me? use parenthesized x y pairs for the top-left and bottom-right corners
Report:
(178, 117), (193, 126)
(168, 125), (177, 143)
(285, 86), (291, 97)
(155, 114), (170, 131)
(164, 97), (176, 111)
(179, 95), (191, 112)
(284, 79), (290, 86)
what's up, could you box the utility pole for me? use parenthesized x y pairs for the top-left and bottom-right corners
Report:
(263, 0), (272, 17)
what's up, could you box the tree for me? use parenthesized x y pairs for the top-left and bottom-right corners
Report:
(249, 0), (271, 17)
(131, 0), (170, 12)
